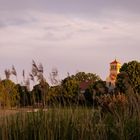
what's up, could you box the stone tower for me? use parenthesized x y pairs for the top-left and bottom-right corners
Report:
(106, 59), (121, 85)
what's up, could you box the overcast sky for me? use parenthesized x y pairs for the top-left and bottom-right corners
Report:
(0, 0), (140, 83)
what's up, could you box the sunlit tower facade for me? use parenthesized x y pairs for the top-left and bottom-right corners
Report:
(106, 59), (121, 86)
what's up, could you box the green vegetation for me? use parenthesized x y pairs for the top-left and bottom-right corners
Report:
(0, 92), (139, 140)
(0, 60), (139, 140)
(1, 60), (139, 108)
(0, 80), (19, 108)
(116, 60), (140, 94)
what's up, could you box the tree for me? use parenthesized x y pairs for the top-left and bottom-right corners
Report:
(16, 84), (31, 106)
(74, 72), (100, 82)
(61, 76), (79, 100)
(61, 72), (101, 105)
(116, 60), (140, 94)
(0, 80), (19, 108)
(32, 81), (49, 107)
(84, 80), (107, 106)
(47, 85), (63, 106)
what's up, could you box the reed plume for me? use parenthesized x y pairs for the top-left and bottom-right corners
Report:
(4, 69), (11, 80)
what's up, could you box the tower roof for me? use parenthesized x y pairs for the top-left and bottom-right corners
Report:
(110, 59), (121, 64)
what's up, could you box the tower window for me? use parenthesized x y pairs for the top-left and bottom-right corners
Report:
(111, 65), (117, 70)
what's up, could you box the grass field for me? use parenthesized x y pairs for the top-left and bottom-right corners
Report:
(0, 92), (139, 140)
(0, 101), (139, 140)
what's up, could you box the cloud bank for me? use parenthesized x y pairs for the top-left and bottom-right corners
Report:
(0, 0), (140, 81)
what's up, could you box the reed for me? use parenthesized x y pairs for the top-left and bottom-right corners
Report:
(0, 92), (139, 140)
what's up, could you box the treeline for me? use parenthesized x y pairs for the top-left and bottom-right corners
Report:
(0, 60), (139, 108)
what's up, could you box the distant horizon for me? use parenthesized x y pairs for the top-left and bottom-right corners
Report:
(0, 0), (140, 83)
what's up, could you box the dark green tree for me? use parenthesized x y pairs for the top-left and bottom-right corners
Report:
(74, 72), (100, 82)
(16, 84), (31, 106)
(84, 80), (107, 106)
(32, 81), (49, 107)
(116, 60), (140, 94)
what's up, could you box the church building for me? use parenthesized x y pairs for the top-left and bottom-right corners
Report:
(106, 59), (121, 92)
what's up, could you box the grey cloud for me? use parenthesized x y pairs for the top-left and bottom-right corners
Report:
(0, 11), (37, 28)
(0, 0), (140, 16)
(44, 24), (72, 32)
(0, 19), (30, 27)
(36, 31), (74, 41)
(0, 22), (6, 28)
(8, 19), (30, 26)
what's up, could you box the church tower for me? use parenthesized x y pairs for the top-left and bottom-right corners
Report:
(106, 59), (121, 85)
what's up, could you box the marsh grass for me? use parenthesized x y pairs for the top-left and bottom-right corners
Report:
(0, 93), (140, 140)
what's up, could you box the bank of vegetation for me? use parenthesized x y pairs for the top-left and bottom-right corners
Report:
(0, 60), (139, 140)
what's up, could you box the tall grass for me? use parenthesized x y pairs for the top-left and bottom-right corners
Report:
(0, 93), (139, 140)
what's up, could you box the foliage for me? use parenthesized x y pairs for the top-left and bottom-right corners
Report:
(0, 93), (139, 140)
(32, 81), (49, 107)
(116, 60), (140, 94)
(0, 60), (140, 139)
(84, 80), (108, 106)
(61, 72), (101, 104)
(61, 76), (79, 104)
(62, 76), (79, 96)
(74, 72), (100, 82)
(16, 84), (31, 106)
(47, 85), (63, 106)
(0, 80), (19, 108)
